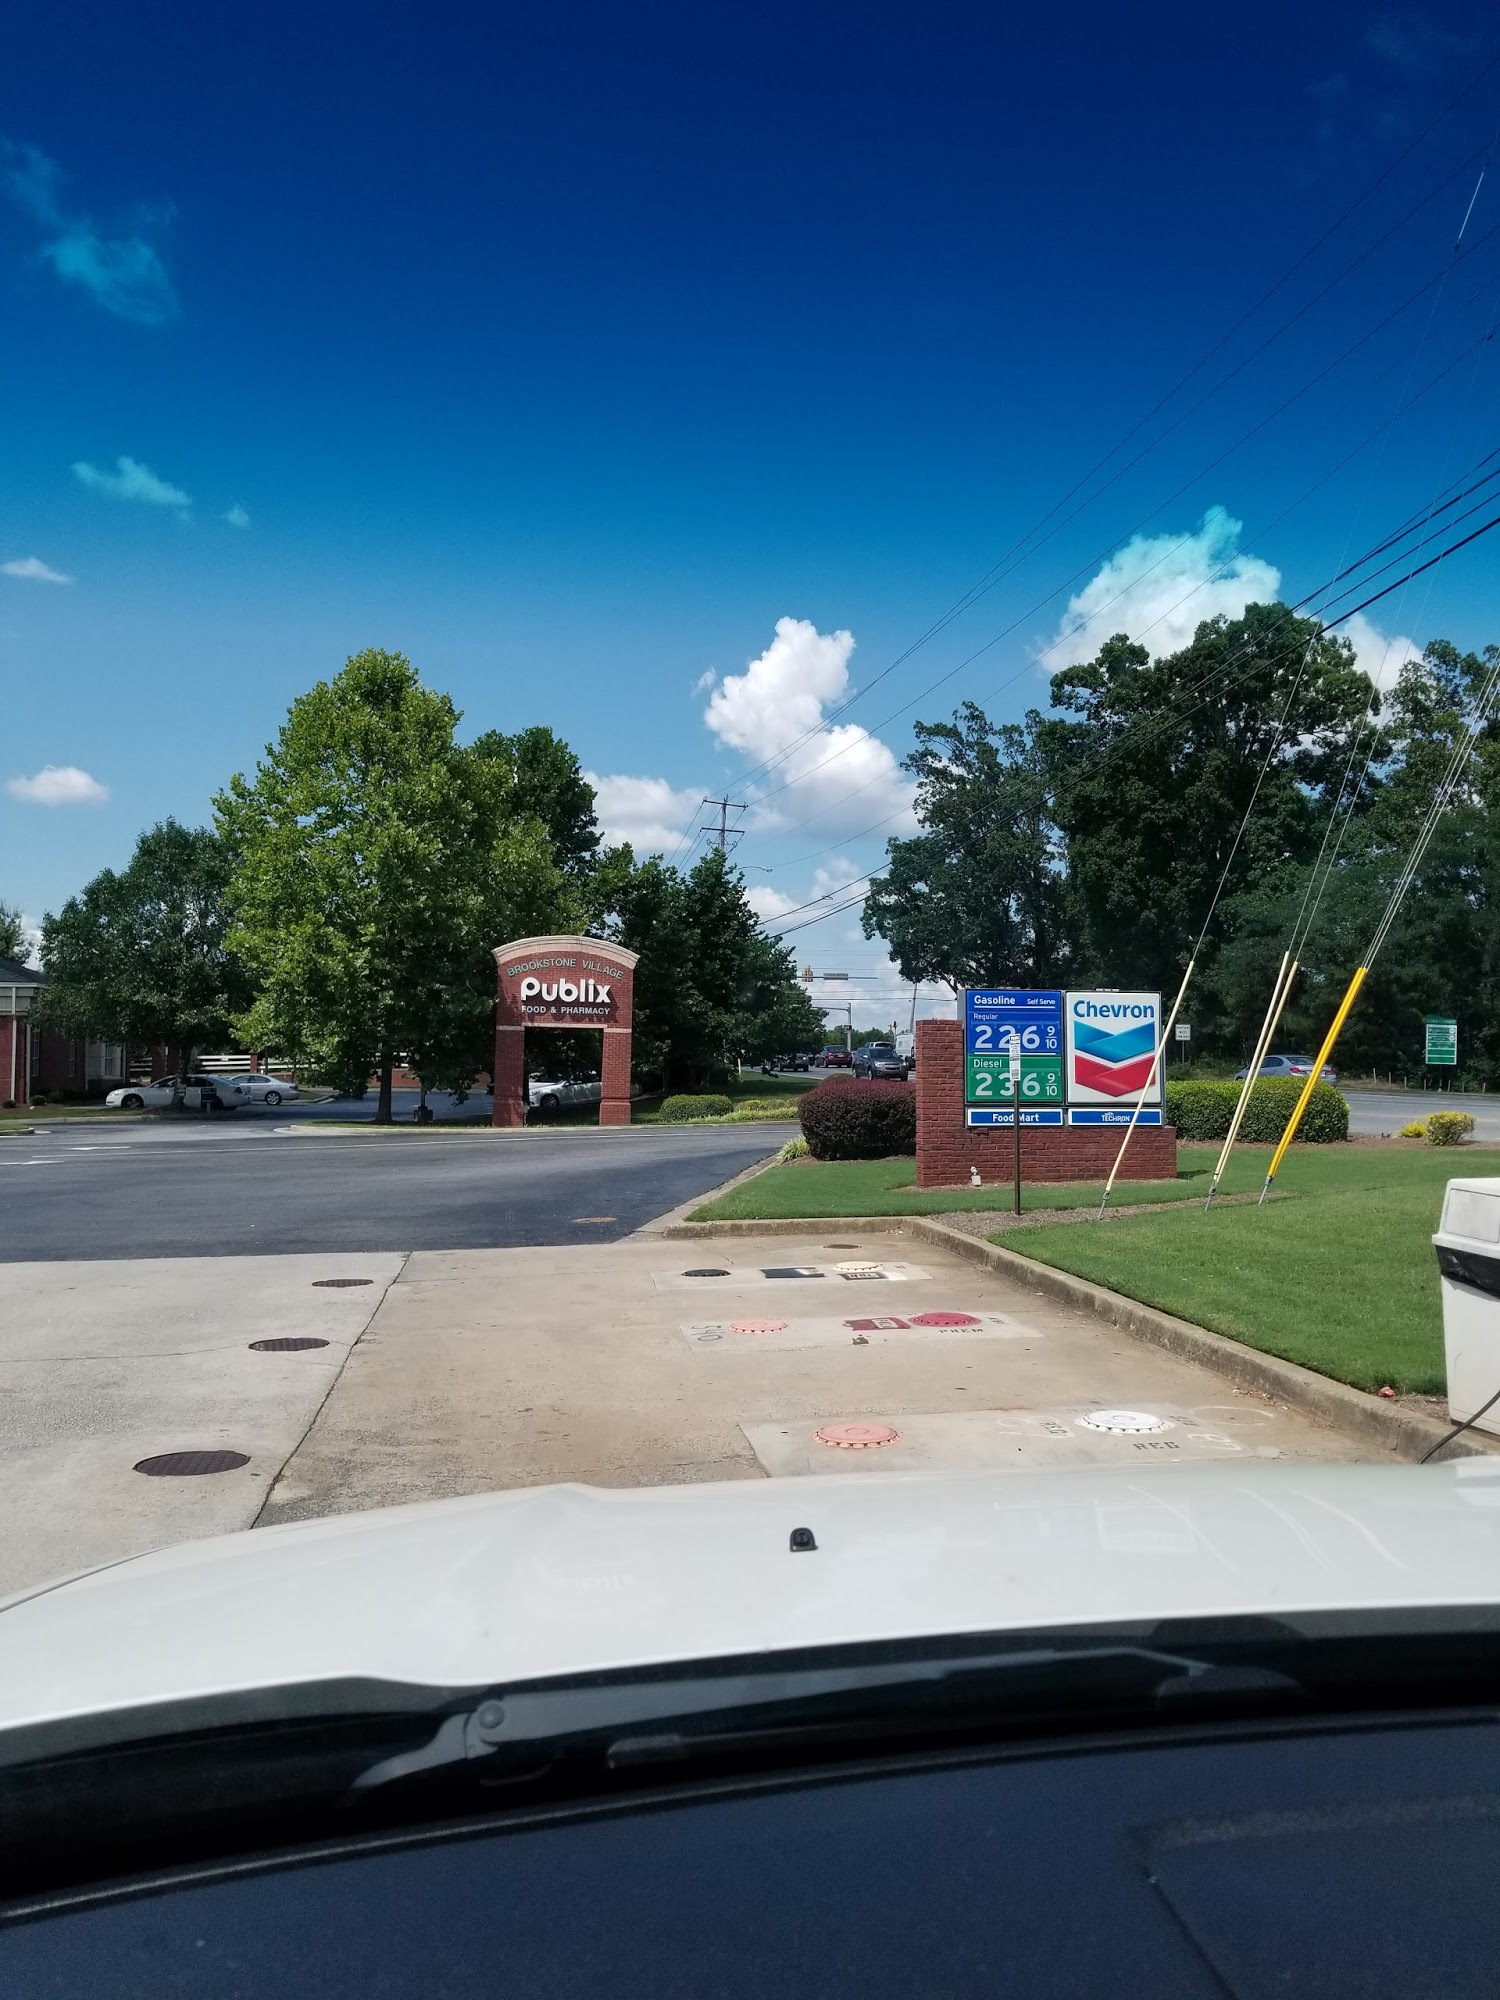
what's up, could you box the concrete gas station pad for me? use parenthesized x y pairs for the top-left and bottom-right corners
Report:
(255, 1228), (1396, 1528)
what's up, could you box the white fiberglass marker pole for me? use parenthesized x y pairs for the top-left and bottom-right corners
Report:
(1205, 951), (1295, 1210)
(1097, 962), (1193, 1221)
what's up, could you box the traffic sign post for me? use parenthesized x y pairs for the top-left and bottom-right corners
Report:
(1008, 1031), (1023, 1215)
(1426, 1017), (1458, 1068)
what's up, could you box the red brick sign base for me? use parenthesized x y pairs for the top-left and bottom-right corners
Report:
(915, 1018), (1175, 1187)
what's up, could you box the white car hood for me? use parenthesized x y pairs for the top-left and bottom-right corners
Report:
(3, 1461), (1500, 1734)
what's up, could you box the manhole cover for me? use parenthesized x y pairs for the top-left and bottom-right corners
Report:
(730, 1319), (789, 1335)
(825, 1243), (862, 1249)
(312, 1278), (373, 1288)
(683, 1268), (730, 1278)
(1077, 1409), (1172, 1434)
(909, 1311), (982, 1327)
(815, 1422), (901, 1450)
(249, 1337), (330, 1352)
(134, 1450), (250, 1477)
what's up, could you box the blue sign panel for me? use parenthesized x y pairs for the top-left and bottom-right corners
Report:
(964, 988), (1063, 1056)
(1067, 1107), (1163, 1126)
(967, 1106), (1066, 1127)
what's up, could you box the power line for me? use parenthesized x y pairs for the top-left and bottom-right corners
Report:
(744, 215), (1500, 825)
(726, 92), (1500, 797)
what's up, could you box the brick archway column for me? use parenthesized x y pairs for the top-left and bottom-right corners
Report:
(491, 936), (640, 1130)
(599, 1026), (632, 1126)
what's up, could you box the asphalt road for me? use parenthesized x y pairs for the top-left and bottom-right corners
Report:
(1343, 1087), (1500, 1140)
(0, 1121), (784, 1262)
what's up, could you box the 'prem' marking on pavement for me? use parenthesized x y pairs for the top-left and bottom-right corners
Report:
(680, 1311), (1035, 1352)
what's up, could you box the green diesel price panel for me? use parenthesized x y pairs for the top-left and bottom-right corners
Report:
(965, 1053), (1064, 1105)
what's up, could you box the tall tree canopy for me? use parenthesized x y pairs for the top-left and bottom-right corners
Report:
(1036, 603), (1373, 993)
(868, 607), (1500, 1074)
(861, 705), (1070, 990)
(607, 847), (824, 1086)
(217, 649), (572, 1119)
(37, 822), (248, 1080)
(0, 901), (27, 962)
(471, 725), (600, 877)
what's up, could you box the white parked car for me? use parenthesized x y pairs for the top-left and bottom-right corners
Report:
(104, 1073), (242, 1111)
(527, 1073), (602, 1112)
(233, 1074), (300, 1107)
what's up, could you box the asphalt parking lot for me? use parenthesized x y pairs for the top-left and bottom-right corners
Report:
(0, 1120), (785, 1262)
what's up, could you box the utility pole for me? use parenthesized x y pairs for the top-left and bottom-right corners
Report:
(699, 797), (747, 853)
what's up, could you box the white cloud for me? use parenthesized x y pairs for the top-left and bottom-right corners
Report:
(6, 764), (109, 806)
(1, 555), (72, 583)
(3, 141), (178, 325)
(746, 858), (866, 923)
(1339, 610), (1422, 691)
(584, 771), (702, 854)
(73, 455), (191, 510)
(222, 503), (251, 528)
(1046, 505), (1421, 691)
(692, 668), (716, 694)
(1046, 507), (1282, 670)
(705, 616), (917, 835)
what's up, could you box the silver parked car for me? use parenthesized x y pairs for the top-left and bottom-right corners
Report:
(1233, 1052), (1337, 1082)
(233, 1074), (301, 1107)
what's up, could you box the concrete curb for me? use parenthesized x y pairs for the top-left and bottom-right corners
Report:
(902, 1215), (1494, 1464)
(670, 1209), (1493, 1463)
(661, 1214), (910, 1239)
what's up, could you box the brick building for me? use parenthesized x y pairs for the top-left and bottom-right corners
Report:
(914, 1017), (1175, 1187)
(0, 957), (127, 1108)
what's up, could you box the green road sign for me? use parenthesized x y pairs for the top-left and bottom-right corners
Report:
(966, 1053), (1064, 1105)
(1425, 1016), (1458, 1066)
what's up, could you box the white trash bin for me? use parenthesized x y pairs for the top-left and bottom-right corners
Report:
(1434, 1177), (1500, 1436)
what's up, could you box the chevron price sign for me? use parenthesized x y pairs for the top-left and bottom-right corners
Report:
(1064, 990), (1163, 1124)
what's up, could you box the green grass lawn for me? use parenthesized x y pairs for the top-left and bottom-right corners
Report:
(1011, 1143), (1494, 1394)
(688, 1144), (1234, 1220)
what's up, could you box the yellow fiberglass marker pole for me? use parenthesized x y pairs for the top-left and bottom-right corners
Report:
(1206, 952), (1295, 1210)
(1259, 964), (1367, 1204)
(1097, 961), (1193, 1221)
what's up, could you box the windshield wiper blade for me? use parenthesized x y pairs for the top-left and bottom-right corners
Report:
(349, 1645), (1303, 1794)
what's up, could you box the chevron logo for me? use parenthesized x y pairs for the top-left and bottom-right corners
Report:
(1072, 1018), (1155, 1064)
(1073, 1048), (1157, 1097)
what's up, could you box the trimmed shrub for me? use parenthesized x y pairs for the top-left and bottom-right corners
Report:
(1425, 1111), (1476, 1146)
(1163, 1077), (1349, 1144)
(798, 1079), (916, 1160)
(1400, 1121), (1428, 1139)
(658, 1093), (734, 1122)
(726, 1095), (802, 1120)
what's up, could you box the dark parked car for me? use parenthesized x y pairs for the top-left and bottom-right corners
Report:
(853, 1042), (909, 1080)
(822, 1046), (853, 1067)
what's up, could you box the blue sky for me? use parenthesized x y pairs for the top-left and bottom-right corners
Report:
(3, 1), (1497, 1019)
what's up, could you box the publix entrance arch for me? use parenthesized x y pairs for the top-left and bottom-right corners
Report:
(491, 935), (640, 1128)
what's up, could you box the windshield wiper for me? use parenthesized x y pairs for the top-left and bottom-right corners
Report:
(350, 1645), (1304, 1794)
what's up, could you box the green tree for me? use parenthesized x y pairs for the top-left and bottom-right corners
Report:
(1038, 605), (1375, 998)
(863, 704), (1072, 989)
(606, 847), (819, 1085)
(0, 901), (27, 961)
(1215, 639), (1500, 1076)
(471, 726), (599, 876)
(217, 649), (571, 1121)
(37, 823), (248, 1094)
